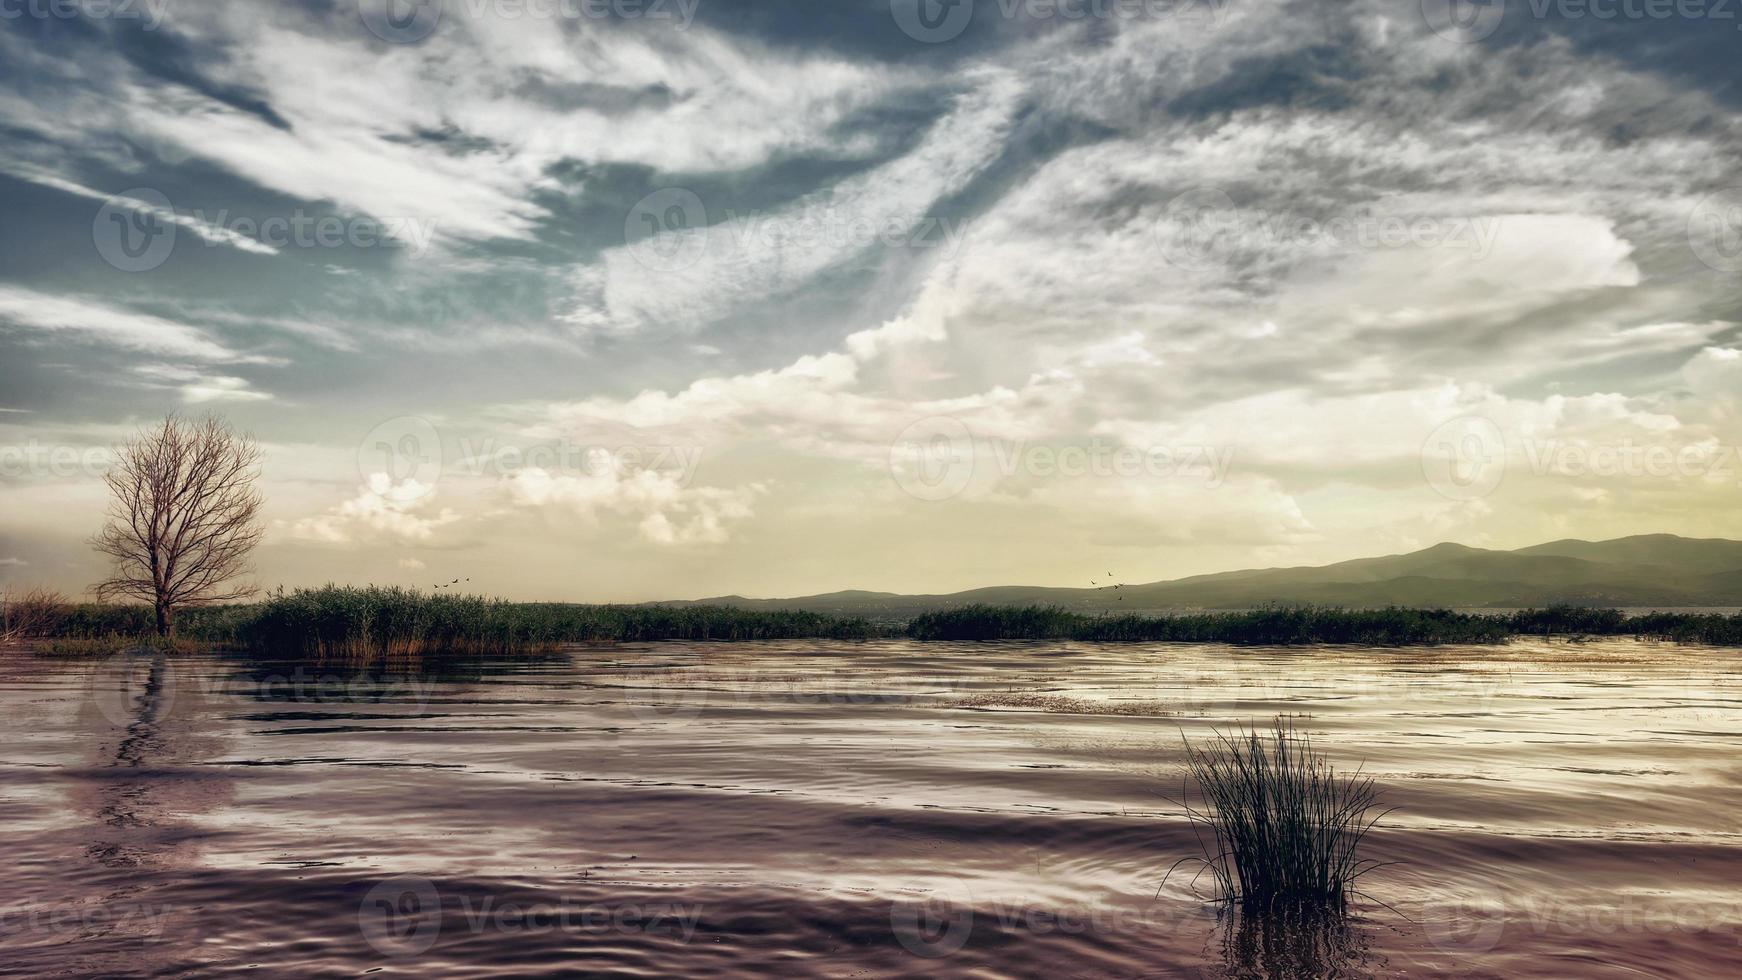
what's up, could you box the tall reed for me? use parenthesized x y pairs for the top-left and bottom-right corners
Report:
(1170, 720), (1390, 914)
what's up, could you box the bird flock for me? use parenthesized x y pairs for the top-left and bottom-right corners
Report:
(1090, 572), (1126, 600)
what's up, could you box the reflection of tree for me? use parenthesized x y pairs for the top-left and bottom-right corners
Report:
(94, 654), (171, 836)
(77, 650), (234, 902)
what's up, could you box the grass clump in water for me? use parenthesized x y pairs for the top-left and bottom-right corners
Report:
(1169, 719), (1391, 915)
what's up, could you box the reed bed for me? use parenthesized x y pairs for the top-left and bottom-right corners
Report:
(231, 586), (879, 657)
(909, 603), (1742, 646)
(23, 594), (1742, 654)
(908, 604), (1513, 645)
(1170, 720), (1390, 914)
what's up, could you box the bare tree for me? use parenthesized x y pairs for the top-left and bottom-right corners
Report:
(1, 586), (67, 643)
(92, 415), (265, 636)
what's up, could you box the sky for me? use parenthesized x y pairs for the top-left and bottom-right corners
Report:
(0, 0), (1740, 602)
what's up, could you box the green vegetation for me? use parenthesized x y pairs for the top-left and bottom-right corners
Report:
(910, 603), (1742, 646)
(231, 586), (876, 658)
(1169, 720), (1388, 913)
(908, 604), (1513, 645)
(15, 589), (1742, 656)
(33, 635), (203, 659)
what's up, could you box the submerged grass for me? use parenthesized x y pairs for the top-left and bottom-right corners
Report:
(1169, 720), (1391, 915)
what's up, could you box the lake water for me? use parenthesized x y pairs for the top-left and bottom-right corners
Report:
(3, 639), (1740, 978)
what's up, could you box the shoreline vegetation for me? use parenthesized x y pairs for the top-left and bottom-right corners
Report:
(8, 586), (1742, 657)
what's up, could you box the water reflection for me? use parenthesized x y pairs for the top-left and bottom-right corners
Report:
(1211, 907), (1377, 979)
(3, 639), (1740, 977)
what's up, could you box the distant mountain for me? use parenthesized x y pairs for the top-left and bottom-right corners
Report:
(661, 535), (1742, 617)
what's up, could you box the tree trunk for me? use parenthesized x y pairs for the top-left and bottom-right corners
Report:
(155, 600), (172, 638)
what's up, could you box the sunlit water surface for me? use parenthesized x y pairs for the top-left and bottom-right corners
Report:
(3, 639), (1740, 978)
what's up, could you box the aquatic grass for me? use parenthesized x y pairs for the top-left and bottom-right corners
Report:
(30, 595), (1742, 652)
(907, 604), (1514, 645)
(1167, 720), (1392, 915)
(226, 586), (881, 659)
(908, 603), (1742, 646)
(33, 635), (203, 658)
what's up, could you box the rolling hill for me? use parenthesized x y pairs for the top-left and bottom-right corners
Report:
(661, 535), (1742, 617)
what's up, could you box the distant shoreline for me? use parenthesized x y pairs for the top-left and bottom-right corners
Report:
(19, 589), (1742, 655)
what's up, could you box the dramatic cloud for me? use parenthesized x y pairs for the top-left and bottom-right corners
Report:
(2, 1), (1739, 598)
